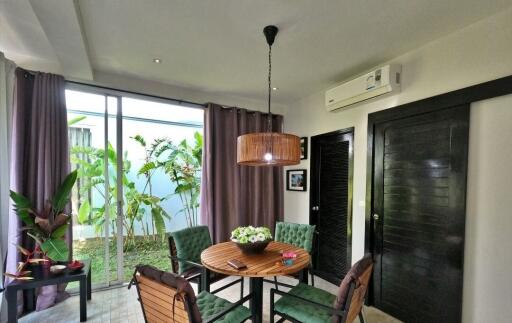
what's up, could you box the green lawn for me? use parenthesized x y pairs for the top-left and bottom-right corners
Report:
(72, 236), (171, 287)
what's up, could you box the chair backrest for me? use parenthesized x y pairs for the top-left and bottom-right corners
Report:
(169, 225), (212, 274)
(332, 254), (374, 323)
(274, 221), (316, 253)
(133, 264), (202, 323)
(343, 264), (373, 323)
(168, 235), (180, 274)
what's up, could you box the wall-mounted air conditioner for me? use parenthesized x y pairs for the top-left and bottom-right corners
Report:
(325, 64), (401, 112)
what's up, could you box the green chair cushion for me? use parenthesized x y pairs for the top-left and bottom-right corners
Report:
(274, 283), (336, 323)
(197, 291), (251, 323)
(171, 225), (212, 274)
(275, 222), (316, 253)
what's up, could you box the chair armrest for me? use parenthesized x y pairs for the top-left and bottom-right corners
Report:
(270, 288), (346, 316)
(168, 255), (204, 269)
(203, 293), (253, 323)
(168, 255), (206, 282)
(183, 272), (202, 281)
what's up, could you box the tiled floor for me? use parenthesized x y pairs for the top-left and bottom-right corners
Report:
(19, 276), (401, 323)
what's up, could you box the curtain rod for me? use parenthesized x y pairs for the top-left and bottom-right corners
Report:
(66, 80), (204, 109)
(20, 69), (268, 113)
(214, 104), (280, 116)
(18, 67), (204, 109)
(22, 70), (36, 78)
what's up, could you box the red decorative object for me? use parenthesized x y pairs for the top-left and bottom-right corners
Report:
(67, 260), (85, 272)
(282, 251), (297, 266)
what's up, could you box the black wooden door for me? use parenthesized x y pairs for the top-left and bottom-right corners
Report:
(310, 129), (353, 285)
(370, 105), (469, 322)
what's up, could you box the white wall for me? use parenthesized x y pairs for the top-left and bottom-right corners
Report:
(281, 7), (512, 323)
(464, 94), (512, 323)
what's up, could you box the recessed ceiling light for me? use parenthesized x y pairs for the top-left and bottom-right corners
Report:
(153, 58), (162, 64)
(272, 87), (278, 91)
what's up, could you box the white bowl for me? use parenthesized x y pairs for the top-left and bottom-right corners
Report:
(50, 265), (66, 274)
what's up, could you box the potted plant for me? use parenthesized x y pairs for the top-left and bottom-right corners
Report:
(231, 226), (273, 255)
(10, 170), (78, 264)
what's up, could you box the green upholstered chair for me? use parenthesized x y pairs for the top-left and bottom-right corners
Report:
(275, 221), (316, 253)
(130, 264), (251, 323)
(269, 221), (316, 288)
(270, 254), (373, 323)
(168, 226), (244, 298)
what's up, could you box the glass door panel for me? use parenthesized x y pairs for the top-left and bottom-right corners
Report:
(66, 90), (111, 289)
(106, 96), (120, 285)
(119, 97), (203, 281)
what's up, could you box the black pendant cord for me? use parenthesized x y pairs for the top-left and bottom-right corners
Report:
(263, 24), (278, 161)
(267, 44), (273, 133)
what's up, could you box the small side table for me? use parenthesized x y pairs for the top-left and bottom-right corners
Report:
(6, 259), (91, 322)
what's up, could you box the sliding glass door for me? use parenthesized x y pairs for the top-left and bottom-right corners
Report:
(65, 86), (203, 289)
(66, 90), (121, 288)
(119, 97), (203, 281)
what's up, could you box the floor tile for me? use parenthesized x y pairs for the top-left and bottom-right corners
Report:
(18, 276), (401, 322)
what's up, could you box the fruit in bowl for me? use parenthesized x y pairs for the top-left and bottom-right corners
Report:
(67, 260), (84, 272)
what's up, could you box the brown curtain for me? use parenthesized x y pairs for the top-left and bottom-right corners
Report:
(6, 69), (71, 315)
(200, 103), (284, 243)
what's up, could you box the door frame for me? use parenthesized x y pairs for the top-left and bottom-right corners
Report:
(310, 127), (354, 285)
(365, 74), (512, 305)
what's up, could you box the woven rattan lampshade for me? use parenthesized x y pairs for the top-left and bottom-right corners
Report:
(237, 132), (300, 166)
(236, 25), (301, 166)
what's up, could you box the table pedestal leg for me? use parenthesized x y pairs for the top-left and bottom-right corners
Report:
(249, 277), (263, 323)
(79, 277), (87, 321)
(6, 288), (18, 323)
(201, 267), (211, 293)
(25, 288), (35, 311)
(87, 266), (92, 300)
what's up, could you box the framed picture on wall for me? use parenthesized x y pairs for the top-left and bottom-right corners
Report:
(300, 137), (308, 160)
(287, 169), (307, 191)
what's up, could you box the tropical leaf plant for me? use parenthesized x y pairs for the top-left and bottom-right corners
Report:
(10, 170), (78, 262)
(150, 132), (202, 227)
(72, 139), (171, 249)
(67, 115), (87, 126)
(131, 134), (169, 240)
(3, 245), (49, 281)
(70, 132), (202, 251)
(71, 144), (120, 233)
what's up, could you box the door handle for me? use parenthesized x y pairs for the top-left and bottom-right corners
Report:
(373, 213), (380, 221)
(311, 206), (319, 211)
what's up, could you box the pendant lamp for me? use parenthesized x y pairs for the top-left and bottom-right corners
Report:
(237, 25), (301, 166)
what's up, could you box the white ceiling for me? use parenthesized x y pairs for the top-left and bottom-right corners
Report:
(0, 0), (60, 73)
(1, 0), (512, 104)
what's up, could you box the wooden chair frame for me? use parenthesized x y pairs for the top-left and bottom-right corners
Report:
(269, 281), (365, 323)
(168, 236), (245, 297)
(269, 263), (373, 323)
(168, 254), (244, 296)
(129, 268), (253, 323)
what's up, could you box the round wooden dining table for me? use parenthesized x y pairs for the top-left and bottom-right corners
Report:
(201, 241), (310, 323)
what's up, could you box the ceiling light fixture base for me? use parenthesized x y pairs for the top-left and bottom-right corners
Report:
(263, 25), (278, 46)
